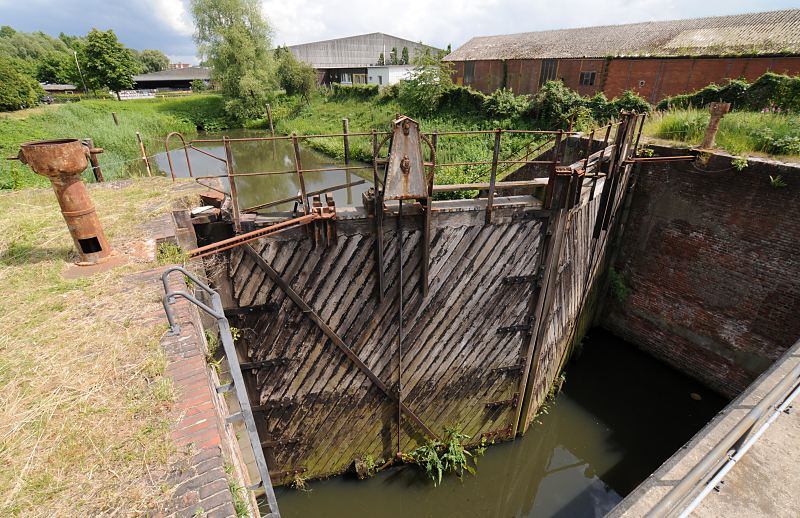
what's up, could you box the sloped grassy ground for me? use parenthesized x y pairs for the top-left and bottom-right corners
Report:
(0, 178), (197, 516)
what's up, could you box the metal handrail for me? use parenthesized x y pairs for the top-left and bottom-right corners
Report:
(647, 338), (800, 517)
(161, 266), (281, 518)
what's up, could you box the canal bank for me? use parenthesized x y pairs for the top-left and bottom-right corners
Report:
(270, 328), (727, 518)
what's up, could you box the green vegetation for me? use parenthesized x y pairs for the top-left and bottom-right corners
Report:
(402, 427), (482, 486)
(0, 57), (44, 111)
(645, 109), (800, 157)
(156, 241), (188, 265)
(0, 179), (197, 515)
(608, 267), (631, 303)
(191, 0), (276, 122)
(81, 29), (138, 99)
(657, 72), (800, 112)
(770, 175), (788, 188)
(275, 46), (317, 102)
(1, 95), (227, 189)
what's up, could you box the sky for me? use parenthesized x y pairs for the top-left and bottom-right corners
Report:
(0, 0), (796, 64)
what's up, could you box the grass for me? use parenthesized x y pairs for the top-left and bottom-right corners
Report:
(644, 109), (800, 158)
(0, 95), (228, 190)
(261, 93), (553, 197)
(0, 178), (198, 515)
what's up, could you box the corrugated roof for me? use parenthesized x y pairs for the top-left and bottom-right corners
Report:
(133, 66), (210, 82)
(444, 9), (800, 61)
(288, 32), (440, 68)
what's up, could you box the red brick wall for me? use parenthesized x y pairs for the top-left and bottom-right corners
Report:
(603, 150), (800, 397)
(604, 56), (800, 103)
(450, 56), (800, 103)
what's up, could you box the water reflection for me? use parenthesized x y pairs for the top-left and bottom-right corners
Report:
(272, 329), (727, 518)
(151, 129), (372, 211)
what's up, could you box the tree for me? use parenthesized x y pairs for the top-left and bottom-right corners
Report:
(191, 0), (276, 121)
(275, 46), (316, 102)
(401, 47), (409, 65)
(377, 52), (384, 65)
(81, 29), (137, 99)
(398, 51), (454, 115)
(0, 57), (44, 111)
(389, 47), (398, 65)
(36, 51), (79, 84)
(138, 49), (170, 73)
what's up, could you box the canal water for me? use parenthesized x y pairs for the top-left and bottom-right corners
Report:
(151, 129), (372, 211)
(271, 328), (727, 518)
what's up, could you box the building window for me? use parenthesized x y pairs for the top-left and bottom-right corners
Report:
(538, 59), (557, 87)
(354, 73), (367, 84)
(464, 61), (475, 85)
(341, 72), (352, 84)
(579, 71), (596, 86)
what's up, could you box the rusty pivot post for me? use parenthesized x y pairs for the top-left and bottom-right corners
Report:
(17, 139), (114, 266)
(701, 102), (731, 150)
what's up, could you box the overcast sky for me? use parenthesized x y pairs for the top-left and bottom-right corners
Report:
(0, 0), (795, 64)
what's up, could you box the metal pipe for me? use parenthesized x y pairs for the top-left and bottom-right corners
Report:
(486, 129), (502, 224)
(164, 132), (193, 180)
(647, 354), (800, 517)
(678, 381), (800, 518)
(242, 179), (365, 213)
(397, 198), (404, 453)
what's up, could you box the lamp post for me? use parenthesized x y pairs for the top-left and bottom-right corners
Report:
(74, 50), (88, 95)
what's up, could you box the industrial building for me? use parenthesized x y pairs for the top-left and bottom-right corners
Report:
(288, 32), (439, 85)
(444, 9), (800, 103)
(132, 66), (210, 91)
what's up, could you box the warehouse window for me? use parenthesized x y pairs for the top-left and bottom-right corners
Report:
(464, 61), (475, 85)
(579, 71), (596, 86)
(539, 59), (557, 87)
(340, 72), (352, 84)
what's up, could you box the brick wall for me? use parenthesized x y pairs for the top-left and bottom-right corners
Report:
(449, 55), (800, 102)
(603, 150), (800, 397)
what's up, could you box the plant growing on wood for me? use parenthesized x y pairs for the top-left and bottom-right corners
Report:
(156, 241), (188, 266)
(731, 156), (749, 171)
(769, 175), (787, 188)
(403, 427), (477, 486)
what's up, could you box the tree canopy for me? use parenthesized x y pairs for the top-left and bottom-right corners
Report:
(275, 46), (317, 101)
(136, 49), (170, 73)
(191, 0), (276, 121)
(80, 29), (137, 98)
(0, 56), (44, 110)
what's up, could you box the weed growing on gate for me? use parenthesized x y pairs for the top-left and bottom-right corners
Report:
(731, 156), (749, 171)
(769, 175), (787, 188)
(402, 427), (482, 486)
(608, 267), (631, 303)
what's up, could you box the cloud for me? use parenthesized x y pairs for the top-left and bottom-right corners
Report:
(148, 0), (194, 37)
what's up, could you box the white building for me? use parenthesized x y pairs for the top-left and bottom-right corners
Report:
(367, 65), (416, 86)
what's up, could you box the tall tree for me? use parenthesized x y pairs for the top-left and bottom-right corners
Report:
(389, 47), (398, 65)
(81, 29), (137, 99)
(191, 0), (276, 121)
(138, 49), (170, 73)
(377, 52), (384, 66)
(401, 46), (409, 65)
(275, 46), (316, 102)
(0, 57), (44, 111)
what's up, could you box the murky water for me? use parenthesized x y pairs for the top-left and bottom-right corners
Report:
(151, 129), (372, 211)
(271, 328), (727, 518)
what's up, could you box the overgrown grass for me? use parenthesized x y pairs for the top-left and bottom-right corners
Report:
(0, 178), (197, 515)
(645, 109), (800, 157)
(0, 95), (228, 189)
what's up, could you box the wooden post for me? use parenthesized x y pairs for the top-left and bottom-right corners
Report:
(701, 102), (731, 149)
(291, 133), (310, 215)
(223, 137), (242, 233)
(82, 138), (104, 182)
(266, 103), (275, 138)
(342, 118), (352, 204)
(136, 132), (152, 177)
(371, 130), (385, 302)
(111, 112), (119, 126)
(486, 128), (502, 224)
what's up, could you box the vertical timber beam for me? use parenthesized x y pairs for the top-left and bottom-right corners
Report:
(291, 133), (310, 215)
(223, 136), (242, 233)
(371, 130), (385, 302)
(342, 118), (353, 205)
(486, 129), (502, 224)
(513, 171), (572, 436)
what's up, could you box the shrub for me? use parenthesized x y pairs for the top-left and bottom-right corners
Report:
(657, 73), (800, 112)
(329, 83), (379, 100)
(611, 89), (651, 114)
(276, 47), (317, 101)
(530, 80), (585, 129)
(377, 83), (400, 102)
(397, 57), (454, 115)
(585, 93), (617, 123)
(438, 85), (486, 115)
(483, 87), (530, 119)
(740, 72), (788, 111)
(0, 57), (44, 111)
(190, 79), (207, 93)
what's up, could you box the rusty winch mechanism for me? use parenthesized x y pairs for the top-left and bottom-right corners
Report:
(16, 139), (117, 268)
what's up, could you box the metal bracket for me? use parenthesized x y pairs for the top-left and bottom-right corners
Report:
(497, 324), (531, 334)
(485, 393), (519, 409)
(502, 275), (536, 285)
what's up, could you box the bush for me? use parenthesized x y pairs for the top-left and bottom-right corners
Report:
(657, 73), (800, 112)
(276, 47), (317, 101)
(585, 93), (616, 123)
(530, 80), (585, 129)
(329, 83), (379, 100)
(483, 88), (530, 119)
(438, 85), (486, 115)
(190, 79), (207, 93)
(377, 83), (400, 102)
(0, 57), (44, 111)
(397, 58), (454, 115)
(740, 72), (790, 111)
(611, 90), (651, 114)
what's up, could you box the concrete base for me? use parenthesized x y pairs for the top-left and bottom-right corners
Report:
(62, 253), (128, 279)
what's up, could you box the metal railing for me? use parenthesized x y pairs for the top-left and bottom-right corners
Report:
(646, 338), (800, 517)
(161, 266), (281, 518)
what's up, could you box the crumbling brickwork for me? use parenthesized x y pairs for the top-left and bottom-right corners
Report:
(603, 150), (800, 397)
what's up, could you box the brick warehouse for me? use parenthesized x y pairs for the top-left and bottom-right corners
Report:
(444, 9), (800, 103)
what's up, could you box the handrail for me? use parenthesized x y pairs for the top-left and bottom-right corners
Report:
(161, 266), (281, 518)
(646, 338), (800, 517)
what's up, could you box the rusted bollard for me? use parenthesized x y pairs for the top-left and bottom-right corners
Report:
(17, 139), (114, 265)
(701, 102), (731, 149)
